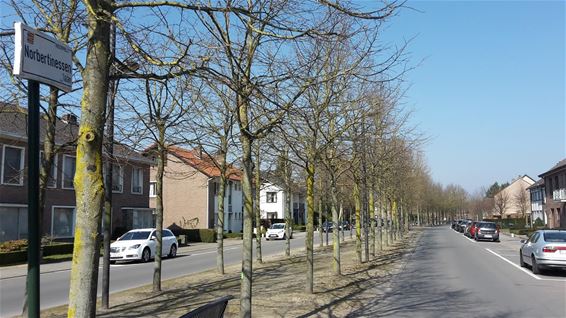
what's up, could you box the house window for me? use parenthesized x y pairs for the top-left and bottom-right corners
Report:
(40, 152), (57, 188)
(62, 155), (76, 189)
(51, 206), (75, 238)
(235, 182), (241, 191)
(228, 181), (232, 205)
(112, 164), (123, 193)
(149, 181), (157, 197)
(267, 212), (277, 219)
(266, 192), (277, 203)
(1, 145), (25, 185)
(122, 208), (155, 230)
(131, 167), (143, 194)
(0, 206), (28, 241)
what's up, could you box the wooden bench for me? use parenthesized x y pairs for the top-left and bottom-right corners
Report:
(178, 296), (234, 318)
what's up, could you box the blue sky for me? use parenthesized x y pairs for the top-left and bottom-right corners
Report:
(381, 0), (565, 193)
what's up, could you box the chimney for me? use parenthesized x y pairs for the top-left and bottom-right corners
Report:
(61, 113), (78, 124)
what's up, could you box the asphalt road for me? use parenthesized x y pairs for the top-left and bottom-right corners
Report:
(348, 226), (566, 318)
(0, 230), (347, 317)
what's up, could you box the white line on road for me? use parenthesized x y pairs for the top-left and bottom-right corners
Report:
(485, 248), (566, 282)
(485, 248), (541, 280)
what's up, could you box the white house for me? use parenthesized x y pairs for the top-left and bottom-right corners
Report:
(259, 181), (306, 224)
(527, 179), (546, 225)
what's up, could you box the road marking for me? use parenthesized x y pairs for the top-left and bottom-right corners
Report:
(485, 248), (566, 282)
(485, 248), (541, 280)
(188, 247), (239, 257)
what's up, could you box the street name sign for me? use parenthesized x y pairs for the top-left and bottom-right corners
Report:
(13, 22), (72, 92)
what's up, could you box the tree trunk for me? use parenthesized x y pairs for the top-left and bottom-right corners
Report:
(318, 195), (323, 248)
(102, 21), (116, 309)
(239, 132), (254, 318)
(254, 144), (262, 263)
(217, 173), (226, 274)
(67, 1), (111, 315)
(305, 160), (315, 294)
(153, 135), (166, 292)
(369, 187), (375, 258)
(331, 179), (341, 275)
(353, 182), (362, 263)
(284, 149), (291, 257)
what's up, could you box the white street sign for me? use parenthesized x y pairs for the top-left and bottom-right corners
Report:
(13, 22), (72, 92)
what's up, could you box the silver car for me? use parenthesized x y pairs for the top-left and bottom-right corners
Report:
(520, 230), (566, 274)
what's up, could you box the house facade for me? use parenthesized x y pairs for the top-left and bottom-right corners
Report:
(259, 181), (306, 224)
(0, 106), (152, 242)
(149, 146), (244, 233)
(539, 159), (566, 228)
(492, 175), (535, 219)
(527, 179), (546, 225)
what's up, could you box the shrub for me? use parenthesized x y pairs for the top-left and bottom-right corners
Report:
(0, 239), (28, 253)
(292, 224), (306, 232)
(510, 228), (535, 237)
(533, 218), (545, 228)
(224, 232), (243, 240)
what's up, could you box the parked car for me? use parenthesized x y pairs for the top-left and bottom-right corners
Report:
(110, 228), (178, 263)
(266, 223), (292, 240)
(520, 230), (566, 274)
(474, 222), (499, 242)
(465, 221), (480, 238)
(321, 221), (334, 233)
(339, 221), (351, 231)
(461, 220), (473, 234)
(451, 220), (459, 230)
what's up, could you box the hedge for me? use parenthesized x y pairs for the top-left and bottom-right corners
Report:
(292, 224), (306, 232)
(43, 243), (74, 256)
(224, 232), (243, 239)
(172, 229), (216, 243)
(0, 250), (27, 266)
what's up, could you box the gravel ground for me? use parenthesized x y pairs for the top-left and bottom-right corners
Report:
(39, 229), (422, 318)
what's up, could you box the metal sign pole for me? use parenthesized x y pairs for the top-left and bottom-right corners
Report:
(27, 79), (40, 318)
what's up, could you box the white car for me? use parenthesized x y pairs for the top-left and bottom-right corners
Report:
(520, 230), (566, 274)
(110, 228), (178, 263)
(266, 223), (292, 240)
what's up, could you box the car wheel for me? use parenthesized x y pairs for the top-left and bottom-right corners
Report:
(474, 235), (478, 241)
(519, 252), (526, 268)
(141, 247), (151, 263)
(168, 244), (177, 258)
(531, 255), (541, 274)
(283, 233), (287, 240)
(110, 260), (116, 265)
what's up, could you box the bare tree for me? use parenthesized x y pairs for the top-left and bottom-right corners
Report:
(514, 185), (530, 226)
(494, 190), (510, 219)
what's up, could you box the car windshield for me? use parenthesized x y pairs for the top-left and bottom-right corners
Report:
(120, 231), (151, 240)
(543, 232), (566, 242)
(271, 224), (285, 229)
(480, 223), (496, 229)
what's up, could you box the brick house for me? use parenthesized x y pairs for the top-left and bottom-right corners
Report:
(148, 146), (244, 233)
(539, 159), (566, 228)
(0, 105), (153, 242)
